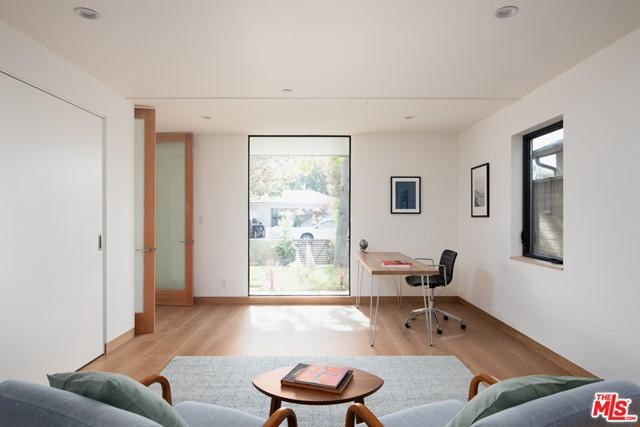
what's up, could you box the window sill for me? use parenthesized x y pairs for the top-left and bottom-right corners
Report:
(510, 256), (564, 271)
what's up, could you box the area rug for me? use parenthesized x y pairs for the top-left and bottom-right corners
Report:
(160, 356), (472, 427)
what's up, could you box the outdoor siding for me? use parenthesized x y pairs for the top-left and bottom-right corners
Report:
(532, 176), (563, 258)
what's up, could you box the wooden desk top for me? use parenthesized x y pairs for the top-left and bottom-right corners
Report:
(252, 366), (383, 405)
(357, 251), (440, 276)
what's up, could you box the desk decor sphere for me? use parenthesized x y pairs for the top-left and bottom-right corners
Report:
(359, 239), (369, 253)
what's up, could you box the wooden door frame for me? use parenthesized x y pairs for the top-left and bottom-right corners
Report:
(134, 108), (156, 334)
(155, 132), (194, 306)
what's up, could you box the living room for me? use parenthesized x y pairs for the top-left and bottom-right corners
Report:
(1, 1), (639, 426)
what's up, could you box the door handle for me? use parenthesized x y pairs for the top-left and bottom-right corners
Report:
(179, 240), (195, 244)
(136, 247), (156, 253)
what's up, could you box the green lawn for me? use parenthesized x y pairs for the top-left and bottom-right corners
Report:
(249, 263), (349, 293)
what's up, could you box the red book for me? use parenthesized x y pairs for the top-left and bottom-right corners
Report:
(382, 259), (412, 268)
(281, 363), (353, 393)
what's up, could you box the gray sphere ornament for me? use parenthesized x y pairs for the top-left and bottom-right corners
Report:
(359, 239), (369, 252)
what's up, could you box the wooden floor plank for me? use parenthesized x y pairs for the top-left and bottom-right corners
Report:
(84, 301), (588, 381)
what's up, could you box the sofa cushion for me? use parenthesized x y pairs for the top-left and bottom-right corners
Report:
(472, 379), (640, 427)
(48, 372), (188, 427)
(378, 400), (465, 427)
(446, 375), (601, 427)
(175, 401), (265, 427)
(0, 380), (160, 427)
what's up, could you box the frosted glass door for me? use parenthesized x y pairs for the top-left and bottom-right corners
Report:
(155, 133), (193, 306)
(156, 142), (185, 290)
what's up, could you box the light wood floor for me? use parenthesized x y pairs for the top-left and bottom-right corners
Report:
(84, 300), (587, 381)
(84, 302), (575, 379)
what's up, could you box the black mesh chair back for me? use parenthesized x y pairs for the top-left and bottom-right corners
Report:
(439, 250), (458, 285)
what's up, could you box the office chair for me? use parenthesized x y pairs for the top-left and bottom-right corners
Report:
(404, 249), (465, 346)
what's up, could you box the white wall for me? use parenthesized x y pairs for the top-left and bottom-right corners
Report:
(194, 134), (248, 296)
(457, 28), (640, 381)
(193, 133), (458, 297)
(351, 134), (458, 296)
(0, 20), (135, 342)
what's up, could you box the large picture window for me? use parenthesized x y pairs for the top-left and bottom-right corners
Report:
(249, 136), (350, 295)
(523, 121), (564, 263)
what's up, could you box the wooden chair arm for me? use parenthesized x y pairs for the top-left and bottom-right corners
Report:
(468, 373), (499, 400)
(140, 374), (172, 405)
(345, 403), (383, 427)
(263, 407), (298, 427)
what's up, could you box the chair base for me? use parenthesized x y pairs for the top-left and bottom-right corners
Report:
(404, 288), (466, 345)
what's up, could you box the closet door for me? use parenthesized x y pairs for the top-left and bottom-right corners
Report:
(0, 72), (104, 383)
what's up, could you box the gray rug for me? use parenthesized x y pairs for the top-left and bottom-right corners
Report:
(160, 356), (472, 427)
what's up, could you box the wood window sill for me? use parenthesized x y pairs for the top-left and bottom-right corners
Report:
(510, 256), (564, 271)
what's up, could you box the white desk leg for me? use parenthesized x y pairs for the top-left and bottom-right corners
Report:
(420, 275), (433, 347)
(393, 276), (402, 308)
(356, 261), (363, 308)
(369, 275), (382, 347)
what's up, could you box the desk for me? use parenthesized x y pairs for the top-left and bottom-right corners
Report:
(356, 252), (439, 346)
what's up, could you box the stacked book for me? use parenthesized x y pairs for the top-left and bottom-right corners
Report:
(381, 259), (412, 268)
(281, 363), (353, 394)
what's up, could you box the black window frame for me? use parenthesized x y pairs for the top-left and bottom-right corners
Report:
(522, 120), (564, 264)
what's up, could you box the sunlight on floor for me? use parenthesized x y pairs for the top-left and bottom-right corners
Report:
(248, 305), (370, 332)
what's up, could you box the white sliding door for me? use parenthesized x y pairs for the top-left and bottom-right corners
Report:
(0, 72), (104, 383)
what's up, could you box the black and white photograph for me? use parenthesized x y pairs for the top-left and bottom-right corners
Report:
(471, 163), (490, 217)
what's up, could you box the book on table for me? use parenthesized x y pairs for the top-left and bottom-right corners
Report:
(281, 363), (353, 394)
(381, 259), (412, 268)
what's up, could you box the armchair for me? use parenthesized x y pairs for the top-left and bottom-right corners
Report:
(344, 373), (498, 427)
(141, 374), (297, 427)
(345, 373), (640, 427)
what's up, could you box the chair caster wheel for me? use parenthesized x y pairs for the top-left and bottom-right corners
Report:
(460, 323), (466, 330)
(437, 329), (443, 335)
(405, 321), (411, 328)
(443, 315), (449, 320)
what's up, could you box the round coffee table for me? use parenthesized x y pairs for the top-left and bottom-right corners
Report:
(252, 366), (384, 416)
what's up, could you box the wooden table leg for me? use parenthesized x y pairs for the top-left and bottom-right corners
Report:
(354, 398), (365, 424)
(269, 397), (282, 415)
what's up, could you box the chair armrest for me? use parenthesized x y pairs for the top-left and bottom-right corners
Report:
(468, 373), (499, 400)
(415, 257), (436, 266)
(345, 403), (383, 427)
(264, 408), (298, 427)
(140, 375), (172, 405)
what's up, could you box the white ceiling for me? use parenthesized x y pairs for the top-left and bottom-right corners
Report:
(1, 0), (640, 133)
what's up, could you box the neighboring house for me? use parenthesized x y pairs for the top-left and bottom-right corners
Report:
(249, 189), (337, 239)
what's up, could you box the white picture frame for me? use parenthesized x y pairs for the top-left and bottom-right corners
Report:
(391, 176), (421, 214)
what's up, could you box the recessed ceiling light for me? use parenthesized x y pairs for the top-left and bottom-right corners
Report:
(201, 115), (212, 120)
(495, 5), (519, 18)
(405, 115), (416, 120)
(74, 7), (100, 20)
(282, 88), (293, 94)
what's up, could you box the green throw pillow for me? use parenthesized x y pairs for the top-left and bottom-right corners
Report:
(48, 371), (188, 427)
(446, 375), (602, 427)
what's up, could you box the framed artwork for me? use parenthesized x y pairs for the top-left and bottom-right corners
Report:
(390, 176), (421, 214)
(471, 163), (490, 217)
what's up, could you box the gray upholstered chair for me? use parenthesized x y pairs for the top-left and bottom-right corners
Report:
(0, 375), (297, 427)
(345, 374), (640, 427)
